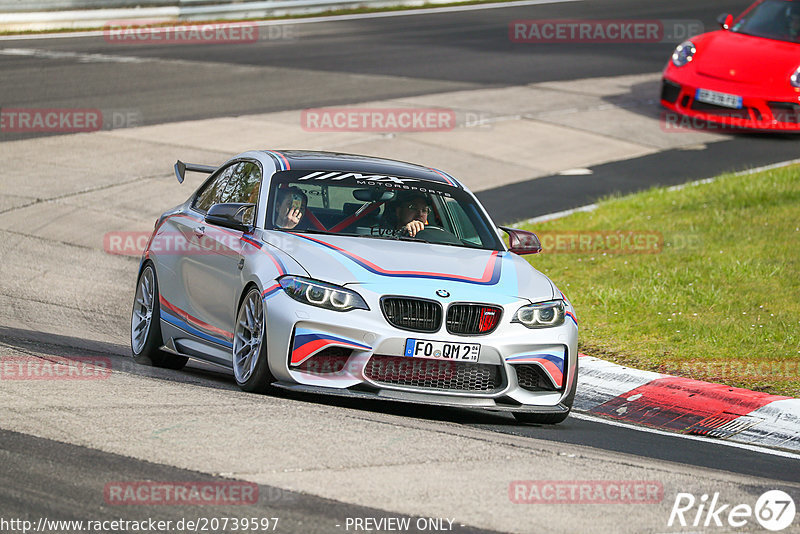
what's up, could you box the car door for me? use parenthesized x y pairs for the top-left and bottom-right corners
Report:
(188, 160), (262, 349)
(157, 163), (236, 349)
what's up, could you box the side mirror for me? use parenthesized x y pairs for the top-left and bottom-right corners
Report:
(500, 226), (541, 255)
(205, 203), (255, 232)
(717, 13), (733, 30)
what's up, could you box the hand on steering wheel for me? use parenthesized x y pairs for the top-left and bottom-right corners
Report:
(402, 220), (426, 237)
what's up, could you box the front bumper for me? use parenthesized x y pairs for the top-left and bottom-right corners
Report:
(271, 382), (572, 414)
(660, 76), (800, 132)
(263, 290), (578, 411)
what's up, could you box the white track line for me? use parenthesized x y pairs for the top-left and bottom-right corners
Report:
(734, 157), (800, 175)
(668, 158), (800, 191)
(0, 47), (147, 63)
(523, 158), (800, 218)
(514, 204), (597, 226)
(0, 0), (581, 41)
(570, 412), (800, 460)
(262, 0), (582, 23)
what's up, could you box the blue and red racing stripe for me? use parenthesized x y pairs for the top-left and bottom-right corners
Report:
(159, 296), (234, 348)
(565, 311), (578, 327)
(261, 283), (281, 301)
(240, 235), (288, 275)
(428, 167), (459, 188)
(264, 150), (291, 171)
(290, 328), (371, 366)
(289, 233), (504, 285)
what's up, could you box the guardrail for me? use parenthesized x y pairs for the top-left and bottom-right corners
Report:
(0, 0), (440, 31)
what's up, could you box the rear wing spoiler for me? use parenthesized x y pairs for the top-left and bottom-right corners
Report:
(174, 160), (216, 184)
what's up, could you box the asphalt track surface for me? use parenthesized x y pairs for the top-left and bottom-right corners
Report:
(3, 327), (798, 485)
(2, 0), (799, 221)
(0, 426), (500, 534)
(1, 0), (799, 531)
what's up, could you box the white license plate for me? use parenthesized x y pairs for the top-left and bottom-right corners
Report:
(695, 88), (743, 109)
(404, 339), (480, 362)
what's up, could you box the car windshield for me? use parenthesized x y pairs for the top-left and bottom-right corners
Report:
(266, 170), (504, 251)
(732, 0), (800, 42)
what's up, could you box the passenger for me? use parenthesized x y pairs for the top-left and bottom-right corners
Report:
(274, 187), (307, 229)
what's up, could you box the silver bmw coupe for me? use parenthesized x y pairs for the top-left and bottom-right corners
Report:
(130, 150), (578, 424)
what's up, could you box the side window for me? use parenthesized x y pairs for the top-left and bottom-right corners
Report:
(218, 162), (261, 205)
(193, 165), (235, 213)
(218, 161), (262, 226)
(444, 197), (481, 245)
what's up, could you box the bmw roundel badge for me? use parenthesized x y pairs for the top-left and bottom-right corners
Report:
(436, 289), (450, 298)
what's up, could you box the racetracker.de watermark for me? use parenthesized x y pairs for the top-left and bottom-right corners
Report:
(509, 19), (703, 43)
(537, 231), (663, 254)
(0, 108), (142, 133)
(104, 482), (259, 505)
(0, 356), (111, 380)
(509, 480), (663, 504)
(296, 356), (460, 382)
(658, 111), (800, 133)
(103, 20), (290, 44)
(301, 108), (456, 132)
(104, 231), (260, 256)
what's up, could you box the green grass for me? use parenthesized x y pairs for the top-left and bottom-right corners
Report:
(519, 165), (800, 397)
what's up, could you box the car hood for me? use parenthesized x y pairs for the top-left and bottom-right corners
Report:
(693, 31), (800, 85)
(273, 232), (557, 303)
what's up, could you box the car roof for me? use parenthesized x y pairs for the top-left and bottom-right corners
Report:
(259, 150), (462, 189)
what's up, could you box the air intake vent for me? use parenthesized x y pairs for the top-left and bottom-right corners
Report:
(446, 304), (502, 335)
(292, 347), (351, 374)
(660, 79), (681, 104)
(515, 364), (560, 392)
(381, 297), (442, 333)
(689, 100), (751, 119)
(768, 102), (800, 124)
(365, 355), (502, 392)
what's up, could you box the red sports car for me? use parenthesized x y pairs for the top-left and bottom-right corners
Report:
(661, 0), (800, 131)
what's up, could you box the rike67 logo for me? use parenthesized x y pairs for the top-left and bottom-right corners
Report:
(668, 490), (796, 531)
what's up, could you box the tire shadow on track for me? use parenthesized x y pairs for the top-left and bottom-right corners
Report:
(5, 325), (799, 484)
(477, 78), (800, 226)
(612, 79), (800, 140)
(0, 325), (520, 427)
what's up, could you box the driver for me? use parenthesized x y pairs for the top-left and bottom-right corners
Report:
(394, 194), (431, 237)
(274, 186), (307, 229)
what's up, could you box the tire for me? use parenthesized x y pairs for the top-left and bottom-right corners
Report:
(513, 374), (577, 425)
(232, 286), (275, 393)
(130, 263), (188, 370)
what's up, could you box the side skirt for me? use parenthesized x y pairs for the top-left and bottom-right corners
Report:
(160, 319), (233, 369)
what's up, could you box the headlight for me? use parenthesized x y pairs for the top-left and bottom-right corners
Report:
(791, 66), (800, 88)
(513, 300), (565, 328)
(278, 276), (369, 312)
(671, 40), (696, 67)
